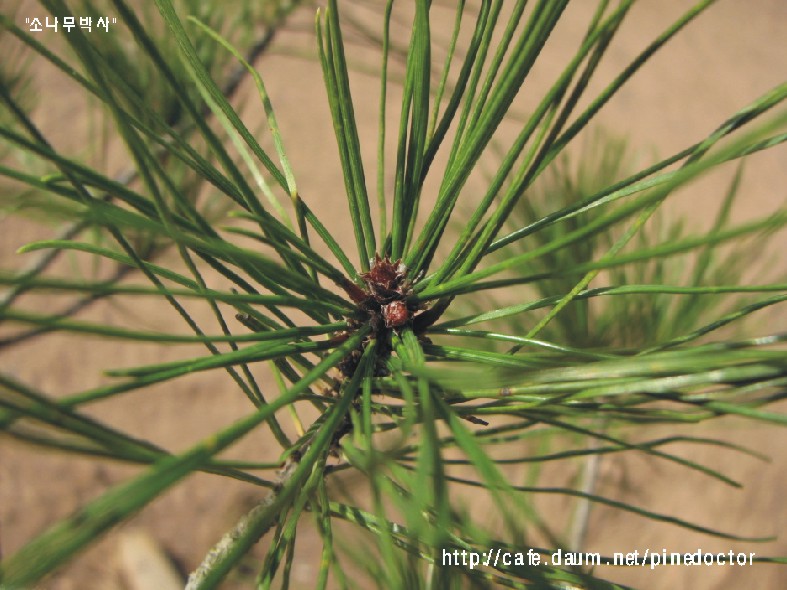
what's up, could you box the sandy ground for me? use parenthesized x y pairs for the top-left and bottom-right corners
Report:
(1, 1), (786, 588)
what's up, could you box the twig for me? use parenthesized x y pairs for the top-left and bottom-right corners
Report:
(184, 456), (300, 590)
(568, 420), (606, 553)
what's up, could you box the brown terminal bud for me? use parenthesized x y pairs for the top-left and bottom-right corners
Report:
(382, 300), (409, 328)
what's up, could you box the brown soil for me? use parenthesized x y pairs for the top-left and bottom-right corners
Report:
(1, 1), (786, 589)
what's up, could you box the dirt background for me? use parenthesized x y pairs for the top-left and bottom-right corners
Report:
(1, 0), (786, 588)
